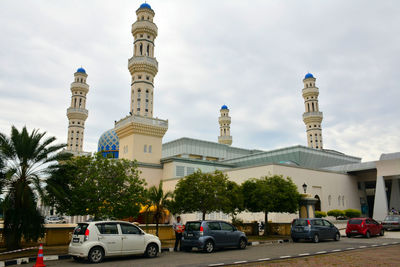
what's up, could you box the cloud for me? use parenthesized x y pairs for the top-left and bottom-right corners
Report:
(0, 0), (399, 162)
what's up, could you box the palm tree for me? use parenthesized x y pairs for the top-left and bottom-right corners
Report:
(0, 126), (66, 250)
(145, 181), (173, 237)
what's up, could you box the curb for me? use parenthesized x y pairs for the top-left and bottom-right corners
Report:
(0, 240), (289, 266)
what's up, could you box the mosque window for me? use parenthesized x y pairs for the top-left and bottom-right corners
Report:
(146, 76), (149, 80)
(137, 108), (140, 111)
(338, 196), (341, 206)
(147, 17), (149, 20)
(316, 146), (319, 148)
(176, 166), (185, 177)
(141, 16), (144, 20)
(147, 35), (150, 38)
(342, 196), (345, 206)
(328, 195), (331, 206)
(144, 145), (147, 153)
(149, 145), (152, 153)
(146, 45), (149, 56)
(145, 109), (148, 112)
(139, 43), (143, 55)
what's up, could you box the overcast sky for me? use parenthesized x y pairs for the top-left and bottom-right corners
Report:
(1, 0), (399, 162)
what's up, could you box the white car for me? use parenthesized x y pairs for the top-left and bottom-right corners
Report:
(45, 216), (66, 224)
(68, 221), (161, 263)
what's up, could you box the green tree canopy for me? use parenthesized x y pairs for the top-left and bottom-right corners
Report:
(221, 181), (244, 220)
(0, 126), (67, 250)
(242, 175), (301, 235)
(172, 170), (231, 220)
(45, 153), (147, 220)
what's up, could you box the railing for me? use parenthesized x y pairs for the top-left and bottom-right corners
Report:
(128, 56), (158, 68)
(132, 20), (158, 35)
(303, 111), (323, 119)
(70, 82), (89, 90)
(115, 115), (168, 129)
(67, 108), (88, 115)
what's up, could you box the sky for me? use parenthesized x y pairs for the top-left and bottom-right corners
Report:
(0, 0), (399, 162)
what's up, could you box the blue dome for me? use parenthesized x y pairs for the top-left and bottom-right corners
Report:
(98, 129), (119, 158)
(221, 105), (228, 110)
(139, 3), (152, 9)
(77, 67), (86, 74)
(304, 73), (314, 79)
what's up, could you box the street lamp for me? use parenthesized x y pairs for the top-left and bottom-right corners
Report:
(302, 183), (307, 194)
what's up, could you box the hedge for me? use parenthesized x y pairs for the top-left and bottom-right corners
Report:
(315, 211), (327, 218)
(327, 209), (345, 219)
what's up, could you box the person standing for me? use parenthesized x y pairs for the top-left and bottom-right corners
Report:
(173, 216), (184, 251)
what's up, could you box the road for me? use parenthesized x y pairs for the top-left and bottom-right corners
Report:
(46, 232), (400, 267)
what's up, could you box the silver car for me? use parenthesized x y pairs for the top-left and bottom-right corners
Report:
(382, 215), (400, 230)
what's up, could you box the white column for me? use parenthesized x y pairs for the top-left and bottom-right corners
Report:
(373, 176), (388, 221)
(390, 178), (400, 211)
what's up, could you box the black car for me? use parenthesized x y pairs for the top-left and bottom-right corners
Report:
(291, 218), (340, 243)
(181, 220), (247, 253)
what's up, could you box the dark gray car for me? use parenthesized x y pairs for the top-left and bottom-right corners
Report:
(291, 218), (340, 243)
(181, 220), (247, 253)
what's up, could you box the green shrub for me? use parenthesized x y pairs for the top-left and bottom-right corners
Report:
(315, 211), (327, 218)
(344, 209), (361, 218)
(327, 209), (345, 219)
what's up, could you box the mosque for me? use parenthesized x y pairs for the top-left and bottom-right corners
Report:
(65, 3), (400, 223)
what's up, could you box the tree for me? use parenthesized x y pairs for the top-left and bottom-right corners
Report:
(172, 170), (231, 220)
(221, 181), (244, 220)
(0, 126), (66, 250)
(45, 153), (147, 220)
(242, 175), (301, 235)
(144, 181), (172, 237)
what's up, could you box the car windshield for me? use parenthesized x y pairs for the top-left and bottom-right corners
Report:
(292, 219), (308, 226)
(348, 219), (362, 225)
(185, 222), (201, 231)
(73, 223), (89, 235)
(384, 216), (400, 221)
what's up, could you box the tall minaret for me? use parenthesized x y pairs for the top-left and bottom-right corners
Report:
(129, 3), (158, 117)
(302, 73), (323, 150)
(218, 105), (232, 145)
(115, 3), (168, 166)
(66, 67), (89, 152)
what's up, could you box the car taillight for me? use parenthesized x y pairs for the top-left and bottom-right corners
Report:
(84, 229), (89, 241)
(361, 221), (365, 228)
(200, 226), (204, 236)
(307, 220), (311, 230)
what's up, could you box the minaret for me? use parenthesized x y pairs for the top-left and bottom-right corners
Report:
(302, 73), (323, 149)
(66, 67), (89, 152)
(115, 3), (168, 165)
(129, 2), (158, 117)
(218, 105), (232, 145)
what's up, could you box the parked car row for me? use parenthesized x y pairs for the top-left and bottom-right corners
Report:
(44, 215), (67, 224)
(291, 217), (388, 243)
(69, 220), (247, 263)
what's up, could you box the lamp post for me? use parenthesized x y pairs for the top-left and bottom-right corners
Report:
(302, 183), (307, 194)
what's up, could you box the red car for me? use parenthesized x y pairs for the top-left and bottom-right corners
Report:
(346, 218), (384, 238)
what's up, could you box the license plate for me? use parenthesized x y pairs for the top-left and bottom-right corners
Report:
(73, 238), (80, 243)
(351, 230), (358, 233)
(187, 233), (193, 237)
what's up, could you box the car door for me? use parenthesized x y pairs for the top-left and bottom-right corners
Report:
(95, 223), (122, 256)
(322, 219), (336, 238)
(312, 219), (327, 239)
(371, 219), (380, 235)
(207, 222), (224, 246)
(119, 223), (146, 255)
(220, 222), (237, 246)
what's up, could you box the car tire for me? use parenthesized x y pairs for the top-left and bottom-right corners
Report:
(88, 246), (104, 263)
(346, 233), (351, 238)
(204, 240), (214, 253)
(145, 243), (159, 258)
(312, 234), (319, 243)
(182, 246), (192, 252)
(365, 231), (371, 238)
(292, 238), (299, 242)
(334, 232), (340, 241)
(380, 229), (385, 236)
(238, 237), (247, 249)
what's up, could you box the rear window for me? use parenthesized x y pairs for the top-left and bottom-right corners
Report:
(96, 223), (119, 235)
(349, 219), (362, 225)
(384, 216), (400, 221)
(292, 219), (307, 226)
(186, 222), (201, 231)
(73, 223), (89, 235)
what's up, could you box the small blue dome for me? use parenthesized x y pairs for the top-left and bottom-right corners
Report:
(221, 105), (228, 110)
(304, 73), (314, 79)
(77, 67), (86, 74)
(139, 3), (152, 9)
(98, 129), (119, 158)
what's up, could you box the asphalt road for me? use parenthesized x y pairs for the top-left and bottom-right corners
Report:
(46, 232), (400, 267)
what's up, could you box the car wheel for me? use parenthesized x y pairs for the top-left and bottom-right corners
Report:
(204, 240), (214, 253)
(238, 238), (247, 249)
(334, 232), (340, 241)
(312, 234), (319, 243)
(145, 243), (158, 258)
(380, 229), (385, 236)
(88, 247), (104, 263)
(365, 231), (371, 238)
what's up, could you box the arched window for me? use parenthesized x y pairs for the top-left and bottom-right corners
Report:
(338, 196), (341, 206)
(312, 102), (315, 111)
(314, 195), (321, 211)
(307, 103), (310, 112)
(146, 45), (150, 56)
(144, 145), (147, 152)
(342, 196), (345, 206)
(139, 43), (143, 55)
(328, 195), (331, 206)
